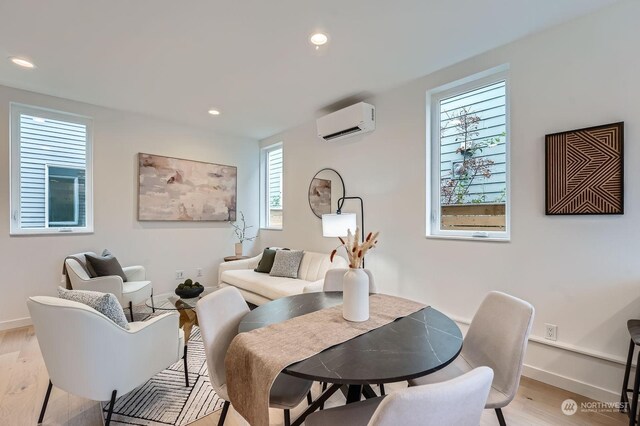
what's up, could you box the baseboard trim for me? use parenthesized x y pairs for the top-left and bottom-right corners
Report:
(0, 316), (32, 331)
(522, 364), (619, 403)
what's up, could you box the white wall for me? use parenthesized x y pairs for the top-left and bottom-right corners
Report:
(259, 0), (639, 402)
(0, 85), (259, 329)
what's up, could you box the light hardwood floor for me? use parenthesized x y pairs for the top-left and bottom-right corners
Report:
(0, 326), (628, 426)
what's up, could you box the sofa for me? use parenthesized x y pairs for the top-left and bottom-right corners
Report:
(218, 250), (348, 305)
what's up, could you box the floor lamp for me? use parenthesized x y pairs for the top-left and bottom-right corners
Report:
(321, 196), (365, 266)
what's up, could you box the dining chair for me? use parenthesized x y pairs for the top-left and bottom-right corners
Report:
(196, 287), (313, 426)
(409, 291), (534, 426)
(28, 296), (185, 426)
(322, 268), (377, 293)
(306, 366), (493, 426)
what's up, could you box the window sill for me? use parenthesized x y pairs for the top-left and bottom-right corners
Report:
(10, 228), (94, 236)
(260, 227), (282, 231)
(425, 234), (510, 243)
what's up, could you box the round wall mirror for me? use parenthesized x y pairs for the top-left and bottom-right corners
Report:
(308, 168), (345, 218)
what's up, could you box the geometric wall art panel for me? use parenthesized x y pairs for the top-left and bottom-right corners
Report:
(545, 122), (623, 215)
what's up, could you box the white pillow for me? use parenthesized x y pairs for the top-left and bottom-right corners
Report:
(58, 287), (130, 329)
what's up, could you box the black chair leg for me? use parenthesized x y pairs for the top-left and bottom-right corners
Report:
(183, 344), (189, 387)
(218, 400), (230, 426)
(151, 290), (156, 313)
(495, 408), (507, 426)
(379, 383), (385, 395)
(284, 409), (291, 426)
(38, 380), (53, 424)
(129, 301), (134, 322)
(622, 339), (635, 412)
(307, 390), (313, 405)
(105, 389), (118, 426)
(631, 351), (640, 426)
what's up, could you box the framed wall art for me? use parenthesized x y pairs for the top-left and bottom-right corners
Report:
(138, 153), (237, 221)
(545, 122), (623, 215)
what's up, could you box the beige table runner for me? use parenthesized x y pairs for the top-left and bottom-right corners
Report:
(225, 294), (426, 426)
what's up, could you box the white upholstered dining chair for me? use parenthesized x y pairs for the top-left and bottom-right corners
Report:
(28, 296), (185, 425)
(196, 287), (313, 426)
(306, 366), (494, 426)
(321, 268), (377, 293)
(64, 252), (153, 321)
(409, 291), (534, 426)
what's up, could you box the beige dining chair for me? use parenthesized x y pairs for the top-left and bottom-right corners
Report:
(322, 268), (377, 293)
(409, 291), (534, 426)
(196, 287), (313, 426)
(306, 366), (493, 426)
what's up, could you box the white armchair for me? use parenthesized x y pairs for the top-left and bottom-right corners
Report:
(64, 252), (153, 321)
(28, 296), (185, 425)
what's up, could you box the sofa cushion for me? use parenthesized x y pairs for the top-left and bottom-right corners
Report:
(270, 250), (304, 278)
(254, 248), (278, 273)
(222, 270), (312, 300)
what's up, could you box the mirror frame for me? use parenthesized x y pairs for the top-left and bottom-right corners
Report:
(308, 168), (346, 219)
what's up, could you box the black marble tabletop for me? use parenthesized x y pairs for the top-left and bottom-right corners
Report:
(238, 292), (463, 385)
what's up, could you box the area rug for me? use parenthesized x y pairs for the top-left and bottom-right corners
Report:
(103, 324), (224, 425)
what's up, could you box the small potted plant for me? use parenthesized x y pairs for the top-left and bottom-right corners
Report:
(175, 278), (204, 299)
(230, 211), (256, 256)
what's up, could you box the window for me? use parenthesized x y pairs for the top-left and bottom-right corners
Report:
(261, 143), (283, 229)
(10, 104), (93, 235)
(428, 68), (509, 240)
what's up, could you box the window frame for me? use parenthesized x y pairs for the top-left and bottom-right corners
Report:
(45, 164), (83, 227)
(426, 66), (511, 241)
(260, 142), (283, 230)
(10, 103), (94, 235)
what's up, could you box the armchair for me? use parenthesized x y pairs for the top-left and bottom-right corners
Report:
(64, 252), (153, 321)
(28, 296), (185, 425)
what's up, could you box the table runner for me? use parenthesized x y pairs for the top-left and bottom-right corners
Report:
(224, 293), (426, 426)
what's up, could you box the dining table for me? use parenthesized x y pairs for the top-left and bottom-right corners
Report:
(238, 291), (463, 426)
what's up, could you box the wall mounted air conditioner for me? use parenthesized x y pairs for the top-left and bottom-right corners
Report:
(316, 102), (375, 142)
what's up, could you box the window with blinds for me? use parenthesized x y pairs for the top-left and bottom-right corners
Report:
(261, 143), (283, 229)
(10, 104), (93, 235)
(428, 68), (509, 240)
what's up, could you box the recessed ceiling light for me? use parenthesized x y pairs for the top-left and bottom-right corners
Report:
(208, 109), (221, 116)
(9, 57), (35, 69)
(310, 33), (328, 48)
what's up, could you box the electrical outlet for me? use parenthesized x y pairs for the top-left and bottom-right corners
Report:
(175, 270), (184, 280)
(196, 268), (203, 277)
(545, 323), (558, 341)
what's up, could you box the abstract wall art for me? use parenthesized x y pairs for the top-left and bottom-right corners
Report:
(545, 122), (623, 215)
(138, 153), (237, 221)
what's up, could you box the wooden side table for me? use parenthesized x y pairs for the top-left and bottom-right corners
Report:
(224, 255), (250, 262)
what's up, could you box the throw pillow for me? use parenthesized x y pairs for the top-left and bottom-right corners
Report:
(58, 287), (130, 329)
(254, 248), (278, 273)
(85, 254), (128, 282)
(269, 250), (304, 279)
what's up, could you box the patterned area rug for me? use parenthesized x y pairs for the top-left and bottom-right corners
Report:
(103, 324), (224, 425)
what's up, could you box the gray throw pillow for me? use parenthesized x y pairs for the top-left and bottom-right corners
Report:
(269, 250), (304, 279)
(85, 253), (128, 282)
(58, 287), (130, 329)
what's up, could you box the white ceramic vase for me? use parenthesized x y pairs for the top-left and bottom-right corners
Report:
(234, 242), (243, 256)
(343, 268), (370, 322)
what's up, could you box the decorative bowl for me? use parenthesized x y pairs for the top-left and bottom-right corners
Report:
(175, 286), (205, 299)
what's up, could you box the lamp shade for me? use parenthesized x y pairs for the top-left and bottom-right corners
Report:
(322, 213), (357, 237)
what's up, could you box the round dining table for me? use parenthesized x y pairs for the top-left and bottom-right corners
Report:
(238, 292), (463, 426)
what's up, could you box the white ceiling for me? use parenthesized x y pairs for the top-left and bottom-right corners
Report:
(0, 0), (619, 140)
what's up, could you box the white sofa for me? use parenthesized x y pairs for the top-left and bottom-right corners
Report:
(218, 250), (348, 305)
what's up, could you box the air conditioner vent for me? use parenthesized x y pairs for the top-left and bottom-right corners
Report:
(316, 102), (375, 142)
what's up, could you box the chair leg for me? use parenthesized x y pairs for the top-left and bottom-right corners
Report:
(105, 389), (118, 426)
(218, 400), (230, 426)
(379, 383), (385, 395)
(622, 339), (635, 412)
(284, 409), (291, 426)
(184, 344), (190, 387)
(631, 351), (640, 426)
(38, 380), (53, 424)
(495, 408), (507, 426)
(307, 390), (313, 405)
(151, 290), (156, 313)
(129, 301), (134, 322)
